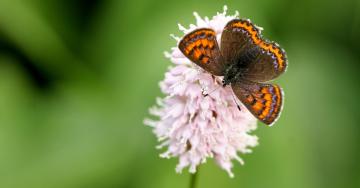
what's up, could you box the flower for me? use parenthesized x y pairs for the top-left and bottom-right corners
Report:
(144, 6), (259, 178)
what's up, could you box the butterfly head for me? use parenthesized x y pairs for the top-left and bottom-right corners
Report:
(222, 63), (239, 87)
(221, 79), (227, 87)
(222, 77), (230, 87)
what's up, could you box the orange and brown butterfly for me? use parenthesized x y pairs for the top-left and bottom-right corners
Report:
(178, 19), (287, 125)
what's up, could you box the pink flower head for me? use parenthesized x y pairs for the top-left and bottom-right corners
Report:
(144, 6), (259, 178)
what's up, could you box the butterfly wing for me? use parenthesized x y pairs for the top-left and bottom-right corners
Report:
(232, 80), (283, 125)
(221, 19), (256, 64)
(221, 19), (287, 82)
(179, 28), (226, 76)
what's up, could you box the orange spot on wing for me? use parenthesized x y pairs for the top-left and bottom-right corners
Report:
(246, 95), (255, 103)
(263, 93), (272, 101)
(259, 107), (270, 119)
(274, 86), (282, 113)
(202, 57), (209, 64)
(193, 50), (201, 59)
(252, 102), (263, 112)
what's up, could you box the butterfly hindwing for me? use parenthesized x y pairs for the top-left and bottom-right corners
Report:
(221, 19), (287, 82)
(179, 28), (226, 76)
(232, 80), (283, 125)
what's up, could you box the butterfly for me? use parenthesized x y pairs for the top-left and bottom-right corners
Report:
(178, 19), (287, 125)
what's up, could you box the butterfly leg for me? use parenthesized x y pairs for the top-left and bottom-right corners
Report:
(202, 86), (220, 97)
(231, 91), (241, 111)
(201, 87), (209, 97)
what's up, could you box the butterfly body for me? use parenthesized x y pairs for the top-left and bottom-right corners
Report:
(222, 45), (262, 86)
(178, 19), (287, 125)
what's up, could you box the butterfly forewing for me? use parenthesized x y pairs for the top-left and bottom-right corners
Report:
(221, 19), (257, 65)
(179, 28), (226, 76)
(221, 19), (287, 82)
(232, 80), (283, 125)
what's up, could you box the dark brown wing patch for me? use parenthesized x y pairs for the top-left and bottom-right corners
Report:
(232, 80), (283, 125)
(222, 19), (288, 82)
(179, 28), (225, 76)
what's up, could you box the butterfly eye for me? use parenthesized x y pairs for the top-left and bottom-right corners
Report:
(222, 79), (227, 87)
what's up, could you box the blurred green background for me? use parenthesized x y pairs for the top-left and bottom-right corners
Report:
(0, 0), (359, 187)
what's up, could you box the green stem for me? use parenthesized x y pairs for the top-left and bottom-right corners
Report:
(189, 170), (199, 188)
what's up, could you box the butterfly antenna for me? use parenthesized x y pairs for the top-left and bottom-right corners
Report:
(203, 86), (220, 97)
(231, 92), (242, 111)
